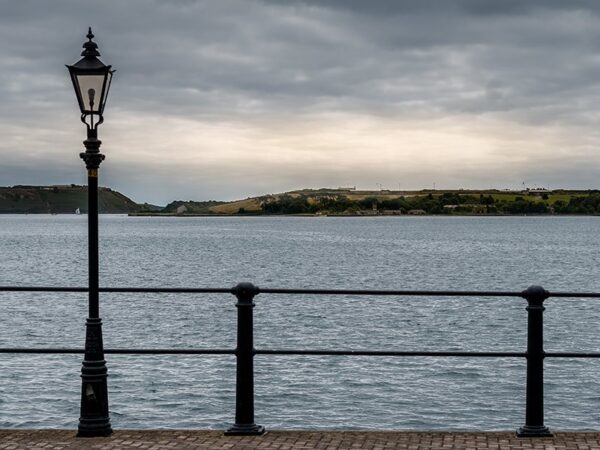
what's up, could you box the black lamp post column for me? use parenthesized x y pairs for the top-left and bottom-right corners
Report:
(67, 28), (114, 438)
(78, 129), (111, 437)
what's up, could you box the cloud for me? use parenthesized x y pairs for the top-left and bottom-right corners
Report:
(0, 0), (599, 203)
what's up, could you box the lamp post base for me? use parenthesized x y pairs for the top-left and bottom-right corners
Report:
(516, 425), (552, 438)
(224, 424), (266, 436)
(77, 419), (113, 437)
(78, 318), (112, 437)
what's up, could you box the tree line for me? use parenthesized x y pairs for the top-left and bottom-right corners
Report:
(259, 192), (600, 215)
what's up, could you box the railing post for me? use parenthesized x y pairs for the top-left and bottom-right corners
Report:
(517, 285), (552, 437)
(225, 282), (265, 435)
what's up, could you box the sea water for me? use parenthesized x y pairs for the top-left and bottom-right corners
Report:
(0, 215), (599, 430)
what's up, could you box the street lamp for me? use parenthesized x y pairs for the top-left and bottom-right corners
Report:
(67, 27), (114, 437)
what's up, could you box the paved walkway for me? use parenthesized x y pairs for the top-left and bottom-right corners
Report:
(1, 430), (600, 449)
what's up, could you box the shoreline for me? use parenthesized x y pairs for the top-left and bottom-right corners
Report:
(1, 212), (599, 217)
(127, 213), (600, 218)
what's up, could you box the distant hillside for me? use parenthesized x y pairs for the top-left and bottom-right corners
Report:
(205, 188), (600, 216)
(0, 185), (141, 214)
(162, 200), (226, 214)
(7, 185), (600, 216)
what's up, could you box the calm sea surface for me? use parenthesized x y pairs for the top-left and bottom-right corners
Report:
(1, 215), (599, 430)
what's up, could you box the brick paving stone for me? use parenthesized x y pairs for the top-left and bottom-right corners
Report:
(1, 431), (600, 450)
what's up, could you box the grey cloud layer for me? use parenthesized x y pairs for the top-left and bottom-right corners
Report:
(3, 0), (599, 122)
(1, 0), (599, 202)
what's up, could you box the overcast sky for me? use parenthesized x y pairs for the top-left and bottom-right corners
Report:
(2, 0), (600, 204)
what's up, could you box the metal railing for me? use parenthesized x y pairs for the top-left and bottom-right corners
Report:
(1, 283), (600, 436)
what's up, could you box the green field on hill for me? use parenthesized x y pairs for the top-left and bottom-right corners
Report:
(218, 189), (600, 215)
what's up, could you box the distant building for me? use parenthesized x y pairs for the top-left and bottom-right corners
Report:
(408, 209), (426, 215)
(527, 188), (551, 196)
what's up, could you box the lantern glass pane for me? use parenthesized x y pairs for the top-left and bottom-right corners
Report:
(101, 71), (113, 110)
(76, 74), (106, 112)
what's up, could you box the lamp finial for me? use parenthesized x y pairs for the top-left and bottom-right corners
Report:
(81, 28), (100, 58)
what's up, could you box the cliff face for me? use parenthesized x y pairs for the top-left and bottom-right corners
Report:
(0, 185), (140, 214)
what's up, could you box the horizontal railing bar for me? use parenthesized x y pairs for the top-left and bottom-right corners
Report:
(104, 288), (233, 294)
(0, 348), (523, 357)
(0, 287), (232, 294)
(0, 286), (523, 296)
(547, 292), (600, 298)
(0, 286), (525, 296)
(0, 287), (88, 292)
(545, 352), (600, 358)
(1, 285), (600, 298)
(0, 348), (235, 354)
(111, 348), (235, 354)
(3, 348), (600, 358)
(258, 288), (523, 296)
(254, 349), (525, 357)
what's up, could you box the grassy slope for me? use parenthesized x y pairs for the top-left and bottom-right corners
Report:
(209, 198), (262, 213)
(491, 193), (577, 204)
(209, 189), (592, 214)
(0, 186), (140, 213)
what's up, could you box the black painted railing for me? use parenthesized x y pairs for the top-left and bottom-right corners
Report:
(1, 283), (600, 436)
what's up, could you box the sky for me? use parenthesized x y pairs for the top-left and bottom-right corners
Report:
(1, 0), (600, 205)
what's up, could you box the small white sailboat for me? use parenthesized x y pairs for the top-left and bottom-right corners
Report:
(75, 208), (81, 215)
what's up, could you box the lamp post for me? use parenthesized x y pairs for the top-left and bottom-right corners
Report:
(67, 28), (114, 437)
